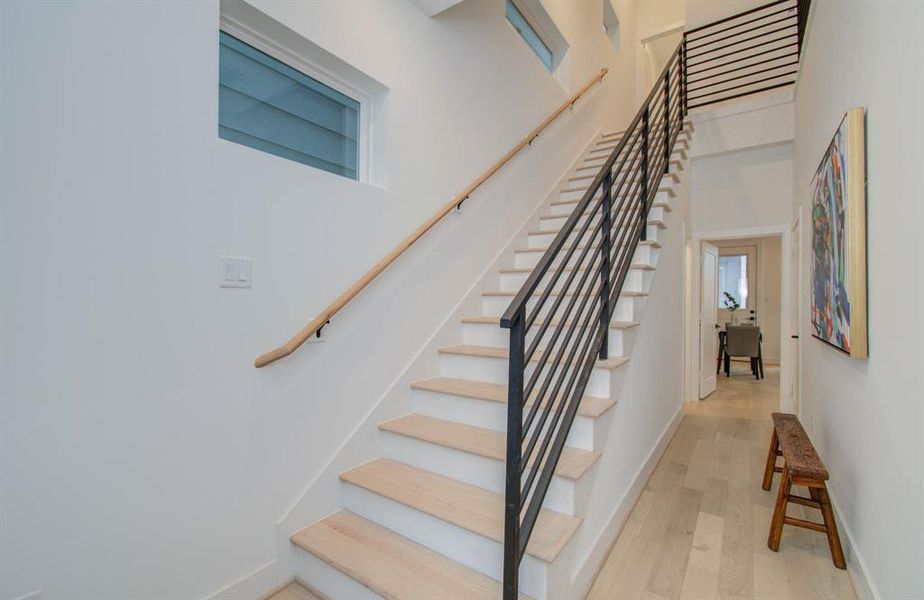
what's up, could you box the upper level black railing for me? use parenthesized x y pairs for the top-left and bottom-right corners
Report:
(684, 0), (803, 110)
(498, 1), (811, 596)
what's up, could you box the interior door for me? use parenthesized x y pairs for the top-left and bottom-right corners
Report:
(699, 243), (720, 398)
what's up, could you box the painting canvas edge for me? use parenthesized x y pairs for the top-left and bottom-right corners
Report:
(846, 107), (868, 358)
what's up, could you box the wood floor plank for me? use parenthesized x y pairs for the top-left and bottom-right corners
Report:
(647, 486), (703, 597)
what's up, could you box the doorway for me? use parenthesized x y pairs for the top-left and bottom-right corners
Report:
(690, 229), (790, 408)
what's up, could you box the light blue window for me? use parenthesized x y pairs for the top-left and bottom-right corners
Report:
(505, 0), (553, 72)
(219, 31), (360, 179)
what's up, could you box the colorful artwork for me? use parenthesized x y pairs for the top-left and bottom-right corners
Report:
(810, 108), (868, 358)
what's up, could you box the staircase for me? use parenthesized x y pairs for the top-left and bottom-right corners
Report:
(252, 1), (816, 595)
(286, 123), (693, 598)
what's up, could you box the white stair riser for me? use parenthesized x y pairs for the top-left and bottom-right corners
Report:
(514, 242), (658, 270)
(379, 432), (578, 514)
(577, 149), (685, 175)
(538, 205), (665, 233)
(438, 352), (613, 399)
(558, 187), (602, 202)
(409, 388), (598, 450)
(500, 260), (647, 293)
(592, 141), (687, 159)
(341, 484), (549, 598)
(292, 549), (383, 600)
(499, 266), (651, 293)
(481, 291), (636, 321)
(491, 268), (644, 298)
(462, 320), (626, 357)
(550, 189), (673, 216)
(528, 228), (652, 248)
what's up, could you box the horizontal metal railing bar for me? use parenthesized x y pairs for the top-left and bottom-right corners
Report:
(686, 40), (798, 75)
(685, 11), (797, 51)
(687, 64), (799, 95)
(523, 200), (605, 335)
(523, 242), (603, 403)
(686, 80), (796, 109)
(686, 34), (797, 70)
(521, 287), (602, 464)
(523, 231), (603, 362)
(519, 326), (604, 559)
(688, 69), (798, 101)
(522, 285), (602, 443)
(685, 0), (792, 35)
(686, 52), (799, 85)
(685, 22), (797, 61)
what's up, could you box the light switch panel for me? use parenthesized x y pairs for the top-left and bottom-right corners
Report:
(220, 256), (252, 288)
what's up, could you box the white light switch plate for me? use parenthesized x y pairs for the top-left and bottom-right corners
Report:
(220, 256), (252, 288)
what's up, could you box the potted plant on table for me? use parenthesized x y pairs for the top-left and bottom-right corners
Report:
(723, 291), (741, 325)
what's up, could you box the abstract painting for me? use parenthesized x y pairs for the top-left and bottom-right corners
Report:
(810, 107), (868, 357)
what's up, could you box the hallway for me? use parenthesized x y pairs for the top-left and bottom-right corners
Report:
(588, 367), (857, 599)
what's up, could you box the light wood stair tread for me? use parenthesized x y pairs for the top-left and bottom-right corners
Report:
(292, 510), (523, 599)
(410, 375), (618, 418)
(462, 314), (640, 329)
(553, 186), (675, 200)
(515, 239), (660, 253)
(482, 289), (648, 298)
(379, 413), (601, 480)
(499, 264), (653, 273)
(529, 219), (663, 236)
(438, 344), (630, 370)
(339, 458), (581, 563)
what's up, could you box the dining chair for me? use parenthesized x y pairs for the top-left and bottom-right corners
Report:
(724, 324), (764, 380)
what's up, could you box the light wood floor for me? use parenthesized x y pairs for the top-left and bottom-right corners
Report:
(587, 366), (858, 600)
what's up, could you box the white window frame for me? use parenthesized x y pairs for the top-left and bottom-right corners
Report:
(717, 244), (758, 325)
(219, 15), (375, 184)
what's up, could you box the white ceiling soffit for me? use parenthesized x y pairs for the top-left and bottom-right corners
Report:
(412, 0), (465, 17)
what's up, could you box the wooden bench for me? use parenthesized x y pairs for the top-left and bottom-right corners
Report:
(762, 412), (846, 569)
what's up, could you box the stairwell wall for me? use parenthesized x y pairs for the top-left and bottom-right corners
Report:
(792, 1), (924, 597)
(0, 1), (651, 598)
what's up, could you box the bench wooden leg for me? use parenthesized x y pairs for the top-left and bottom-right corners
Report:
(767, 464), (792, 552)
(768, 464), (791, 551)
(816, 485), (847, 569)
(761, 428), (779, 491)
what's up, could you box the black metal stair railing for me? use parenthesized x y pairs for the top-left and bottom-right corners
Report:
(499, 42), (686, 597)
(497, 2), (812, 594)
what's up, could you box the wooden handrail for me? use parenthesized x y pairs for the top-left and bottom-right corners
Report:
(254, 67), (609, 368)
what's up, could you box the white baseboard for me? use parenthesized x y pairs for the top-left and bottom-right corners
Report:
(571, 404), (685, 597)
(205, 559), (283, 600)
(826, 491), (880, 600)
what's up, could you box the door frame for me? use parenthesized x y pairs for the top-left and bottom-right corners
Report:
(688, 225), (792, 408)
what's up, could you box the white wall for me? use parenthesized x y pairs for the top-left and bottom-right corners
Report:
(0, 1), (646, 598)
(689, 91), (795, 234)
(793, 1), (924, 598)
